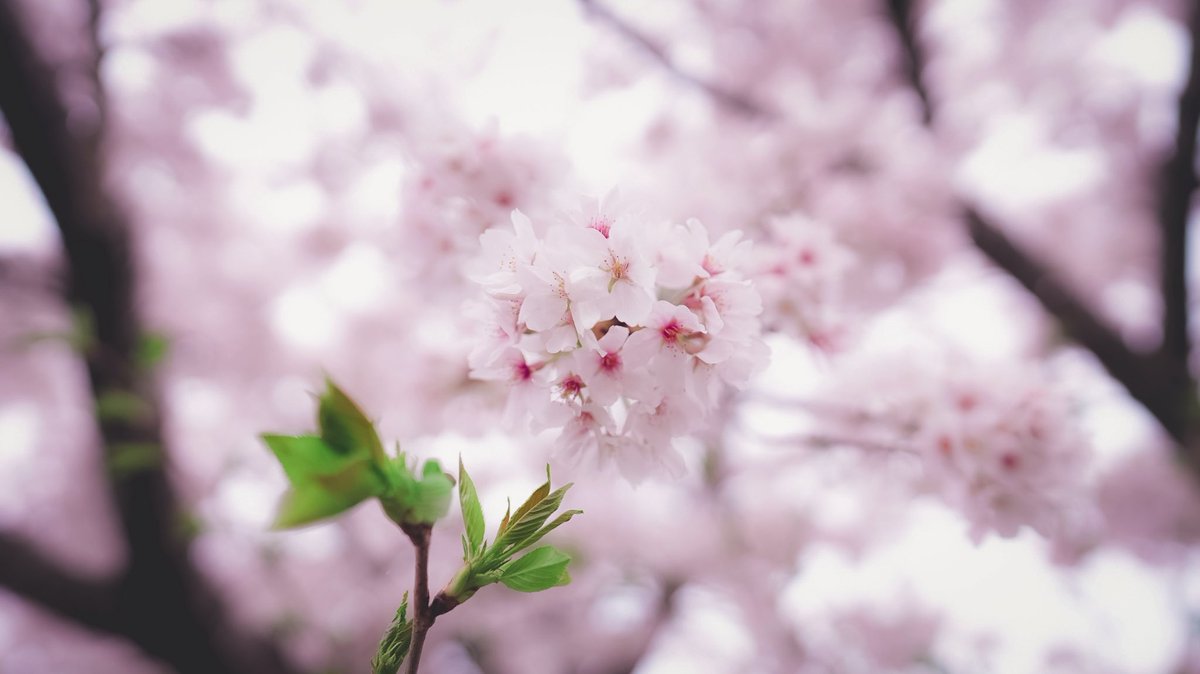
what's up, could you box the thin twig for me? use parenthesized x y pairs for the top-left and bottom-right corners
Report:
(576, 0), (767, 117)
(402, 524), (434, 674)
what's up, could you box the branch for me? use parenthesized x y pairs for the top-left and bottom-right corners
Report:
(1158, 1), (1200, 432)
(0, 531), (119, 634)
(0, 4), (296, 673)
(882, 0), (1195, 447)
(577, 0), (767, 117)
(884, 0), (932, 125)
(965, 209), (1183, 439)
(402, 524), (434, 674)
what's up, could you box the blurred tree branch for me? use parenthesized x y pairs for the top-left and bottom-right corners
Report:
(577, 0), (766, 117)
(963, 209), (1184, 437)
(884, 0), (932, 125)
(1158, 1), (1200, 442)
(0, 531), (120, 634)
(882, 0), (1199, 456)
(0, 2), (296, 673)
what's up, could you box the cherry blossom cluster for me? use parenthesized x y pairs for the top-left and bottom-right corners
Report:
(812, 359), (1093, 542)
(397, 123), (566, 291)
(913, 367), (1091, 541)
(469, 202), (769, 480)
(753, 212), (856, 351)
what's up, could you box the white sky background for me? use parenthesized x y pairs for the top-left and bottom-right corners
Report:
(0, 0), (1197, 672)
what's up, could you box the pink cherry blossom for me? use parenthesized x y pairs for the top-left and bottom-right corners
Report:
(470, 206), (767, 478)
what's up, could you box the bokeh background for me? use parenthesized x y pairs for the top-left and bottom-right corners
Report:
(2, 0), (1200, 672)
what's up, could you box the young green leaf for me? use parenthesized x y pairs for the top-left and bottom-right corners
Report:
(370, 593), (412, 674)
(382, 458), (453, 525)
(501, 475), (551, 535)
(261, 432), (387, 529)
(458, 458), (485, 556)
(318, 378), (386, 462)
(273, 482), (375, 529)
(106, 441), (162, 478)
(135, 331), (170, 369)
(497, 498), (512, 534)
(261, 434), (362, 483)
(491, 484), (572, 557)
(96, 389), (152, 424)
(498, 546), (572, 593)
(408, 467), (453, 524)
(506, 508), (583, 553)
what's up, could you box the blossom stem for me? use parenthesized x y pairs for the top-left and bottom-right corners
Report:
(402, 524), (433, 674)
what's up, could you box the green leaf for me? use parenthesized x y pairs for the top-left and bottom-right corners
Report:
(381, 458), (453, 526)
(135, 332), (170, 369)
(502, 473), (551, 535)
(318, 378), (385, 462)
(409, 460), (453, 524)
(261, 434), (362, 483)
(96, 389), (151, 424)
(497, 498), (512, 534)
(458, 458), (485, 557)
(370, 593), (412, 674)
(498, 546), (572, 593)
(492, 483), (572, 557)
(262, 433), (385, 528)
(273, 483), (373, 529)
(174, 510), (207, 541)
(107, 441), (162, 477)
(508, 508), (583, 553)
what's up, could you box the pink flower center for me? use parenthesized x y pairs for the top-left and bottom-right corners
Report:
(589, 216), (612, 238)
(660, 319), (684, 343)
(513, 359), (533, 382)
(599, 351), (621, 372)
(559, 373), (584, 398)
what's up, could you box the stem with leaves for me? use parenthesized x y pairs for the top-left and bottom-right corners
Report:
(262, 378), (582, 674)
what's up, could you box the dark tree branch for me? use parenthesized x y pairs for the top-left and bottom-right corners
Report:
(965, 209), (1183, 440)
(0, 3), (296, 673)
(577, 0), (767, 117)
(0, 532), (119, 634)
(883, 0), (1198, 452)
(402, 524), (434, 674)
(884, 0), (932, 125)
(1158, 1), (1200, 437)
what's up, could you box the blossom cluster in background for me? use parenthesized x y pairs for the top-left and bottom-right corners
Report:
(469, 200), (768, 480)
(805, 358), (1092, 542)
(914, 367), (1090, 541)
